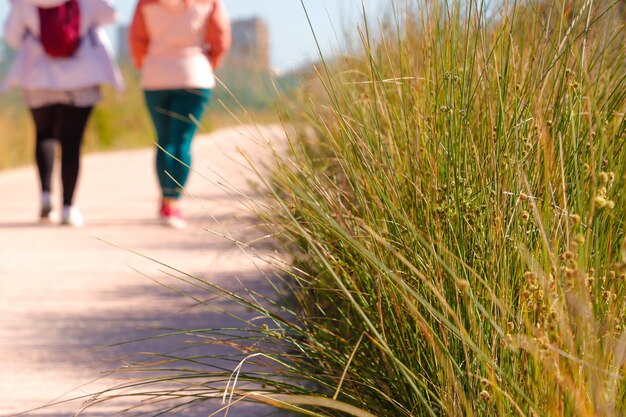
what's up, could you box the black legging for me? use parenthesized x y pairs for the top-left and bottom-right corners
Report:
(30, 104), (93, 206)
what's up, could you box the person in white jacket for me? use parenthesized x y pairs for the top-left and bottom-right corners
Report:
(2, 0), (124, 227)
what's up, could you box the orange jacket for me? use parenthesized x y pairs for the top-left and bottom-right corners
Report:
(129, 0), (231, 89)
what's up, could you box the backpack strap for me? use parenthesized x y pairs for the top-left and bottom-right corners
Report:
(86, 27), (98, 48)
(22, 27), (98, 55)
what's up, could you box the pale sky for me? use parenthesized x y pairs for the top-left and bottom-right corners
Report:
(0, 0), (389, 72)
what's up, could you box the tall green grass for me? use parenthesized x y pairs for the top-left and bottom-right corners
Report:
(73, 1), (625, 416)
(263, 0), (626, 415)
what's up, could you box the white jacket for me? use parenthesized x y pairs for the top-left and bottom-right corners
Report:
(2, 0), (124, 92)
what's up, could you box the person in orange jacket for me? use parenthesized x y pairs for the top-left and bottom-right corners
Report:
(130, 0), (231, 228)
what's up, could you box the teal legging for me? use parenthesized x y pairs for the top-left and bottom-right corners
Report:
(144, 89), (212, 199)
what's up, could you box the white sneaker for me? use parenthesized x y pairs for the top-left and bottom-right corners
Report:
(61, 206), (84, 227)
(164, 215), (187, 229)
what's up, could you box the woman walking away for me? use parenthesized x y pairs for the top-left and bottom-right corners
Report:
(2, 0), (124, 227)
(130, 0), (231, 228)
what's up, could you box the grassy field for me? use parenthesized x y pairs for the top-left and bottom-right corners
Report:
(55, 0), (626, 416)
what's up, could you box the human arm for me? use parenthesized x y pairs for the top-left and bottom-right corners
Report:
(4, 2), (25, 50)
(129, 0), (149, 69)
(204, 0), (231, 69)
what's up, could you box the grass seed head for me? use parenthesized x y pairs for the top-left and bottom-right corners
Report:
(593, 196), (608, 209)
(479, 390), (492, 402)
(456, 279), (470, 292)
(599, 171), (609, 184)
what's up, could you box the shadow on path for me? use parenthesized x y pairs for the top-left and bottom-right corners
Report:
(0, 125), (295, 417)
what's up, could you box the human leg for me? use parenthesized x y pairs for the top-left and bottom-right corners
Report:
(145, 90), (185, 227)
(144, 90), (175, 197)
(30, 105), (59, 220)
(57, 105), (93, 226)
(144, 89), (211, 227)
(164, 89), (212, 199)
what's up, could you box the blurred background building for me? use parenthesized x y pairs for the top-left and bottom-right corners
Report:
(229, 18), (270, 71)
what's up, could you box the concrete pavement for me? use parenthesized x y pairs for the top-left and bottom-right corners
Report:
(0, 125), (291, 416)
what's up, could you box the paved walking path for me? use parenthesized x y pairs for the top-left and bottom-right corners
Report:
(0, 125), (289, 416)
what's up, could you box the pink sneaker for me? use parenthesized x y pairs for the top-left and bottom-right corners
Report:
(159, 203), (186, 229)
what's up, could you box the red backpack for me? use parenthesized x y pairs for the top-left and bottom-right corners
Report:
(38, 0), (82, 58)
